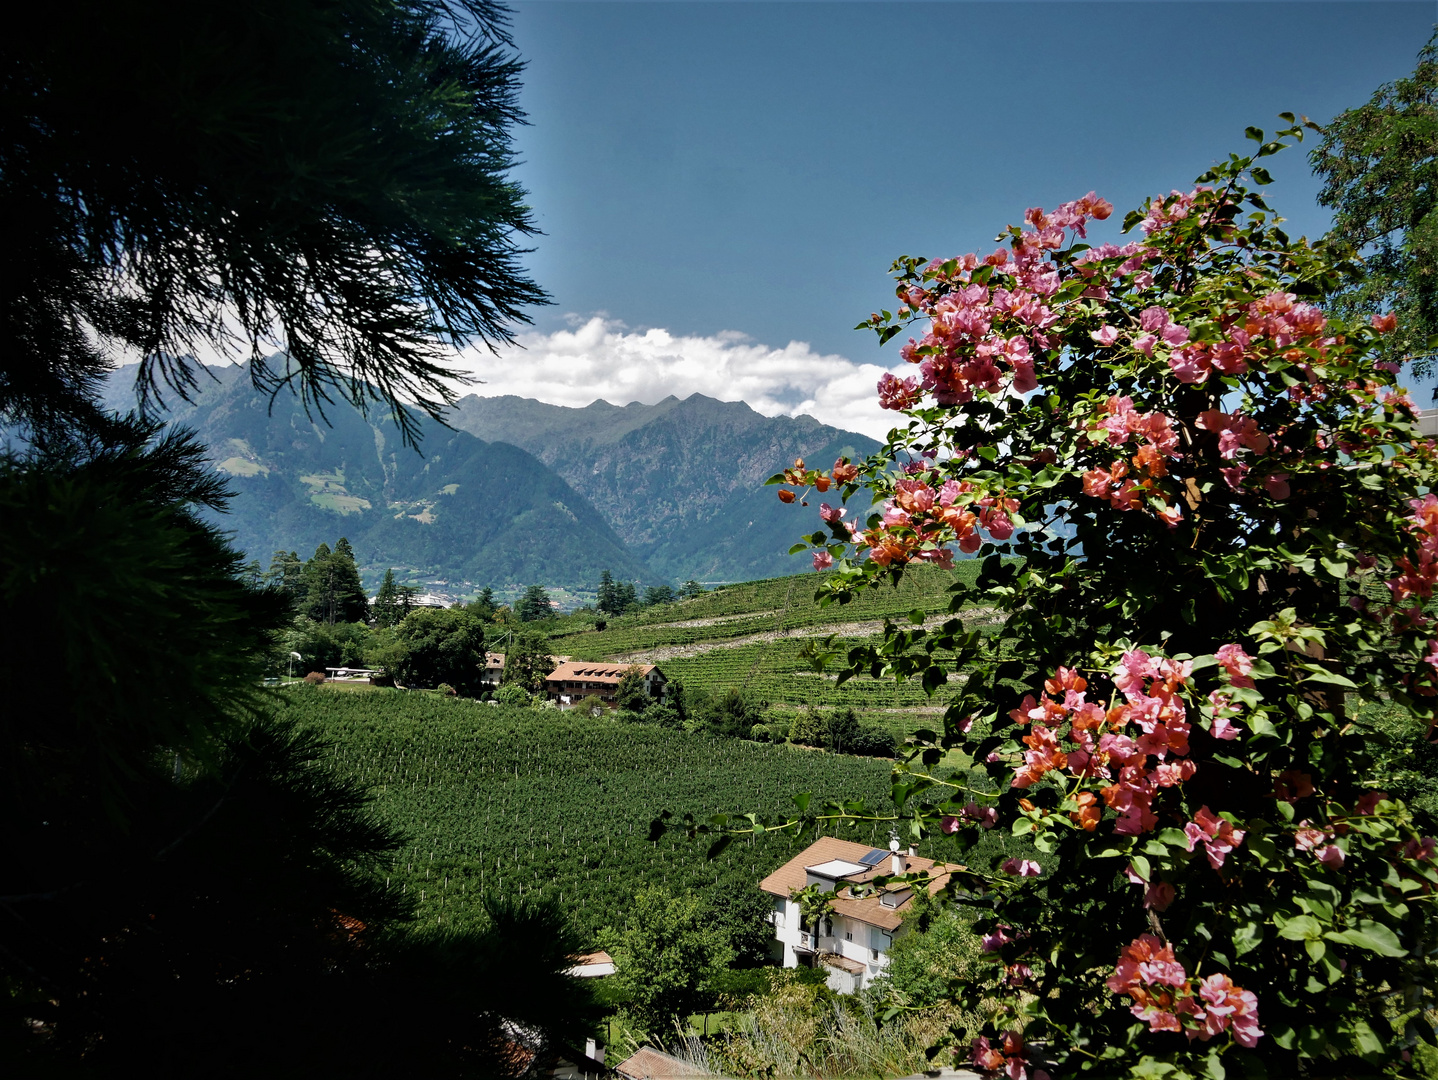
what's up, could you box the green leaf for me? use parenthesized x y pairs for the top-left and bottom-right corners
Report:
(1319, 555), (1349, 579)
(1278, 914), (1322, 941)
(1324, 920), (1406, 957)
(1232, 920), (1264, 957)
(788, 543), (809, 555)
(1298, 666), (1358, 689)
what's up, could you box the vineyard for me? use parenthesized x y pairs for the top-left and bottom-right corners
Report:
(287, 687), (903, 942)
(551, 563), (990, 661)
(659, 636), (961, 711)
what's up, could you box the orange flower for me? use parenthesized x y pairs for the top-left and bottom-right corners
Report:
(777, 489), (796, 504)
(1071, 791), (1101, 831)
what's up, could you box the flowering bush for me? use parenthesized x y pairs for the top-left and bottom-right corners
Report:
(767, 123), (1438, 1078)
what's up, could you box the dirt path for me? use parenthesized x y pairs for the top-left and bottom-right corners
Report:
(609, 607), (998, 664)
(633, 610), (779, 630)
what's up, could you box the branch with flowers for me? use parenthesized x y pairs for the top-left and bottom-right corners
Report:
(746, 120), (1438, 1079)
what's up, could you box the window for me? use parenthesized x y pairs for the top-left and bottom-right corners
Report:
(845, 932), (853, 941)
(871, 949), (880, 961)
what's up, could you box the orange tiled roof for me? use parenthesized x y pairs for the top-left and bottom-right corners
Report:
(758, 836), (962, 932)
(568, 950), (612, 967)
(615, 1047), (708, 1079)
(545, 661), (657, 685)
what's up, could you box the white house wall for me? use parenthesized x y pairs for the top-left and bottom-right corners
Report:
(769, 899), (897, 991)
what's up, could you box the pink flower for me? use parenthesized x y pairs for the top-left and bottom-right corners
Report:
(819, 502), (846, 523)
(1092, 325), (1120, 346)
(1355, 791), (1389, 815)
(1263, 472), (1291, 500)
(1001, 858), (1042, 877)
(1403, 836), (1437, 861)
(878, 372), (922, 411)
(1145, 881), (1176, 910)
(1114, 649), (1157, 697)
(1215, 643), (1255, 688)
(1220, 463), (1250, 492)
(1317, 844), (1345, 868)
(1371, 312), (1397, 333)
(1184, 805), (1246, 869)
(1210, 715), (1242, 740)
(1140, 306), (1172, 333)
(812, 550), (834, 571)
(940, 815), (961, 835)
(1168, 346), (1211, 384)
(1134, 333), (1158, 357)
(980, 925), (1013, 952)
(963, 800), (998, 829)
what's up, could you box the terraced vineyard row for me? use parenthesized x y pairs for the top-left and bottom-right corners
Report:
(287, 688), (899, 942)
(552, 563), (984, 661)
(660, 636), (963, 711)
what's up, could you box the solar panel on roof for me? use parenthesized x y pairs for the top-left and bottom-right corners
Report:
(859, 849), (888, 866)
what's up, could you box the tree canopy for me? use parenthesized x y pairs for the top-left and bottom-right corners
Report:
(1, 0), (547, 442)
(393, 607), (486, 695)
(1312, 32), (1438, 379)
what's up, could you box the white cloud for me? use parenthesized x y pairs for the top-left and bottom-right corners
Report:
(450, 316), (907, 441)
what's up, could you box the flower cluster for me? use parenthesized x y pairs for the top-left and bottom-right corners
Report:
(853, 471), (1020, 569)
(774, 456), (860, 508)
(971, 1031), (1043, 1080)
(882, 194), (1113, 409)
(1081, 395), (1183, 526)
(1107, 934), (1263, 1047)
(1005, 652), (1223, 840)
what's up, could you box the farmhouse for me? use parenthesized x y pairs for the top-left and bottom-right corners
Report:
(759, 836), (963, 994)
(479, 651), (506, 691)
(544, 662), (665, 705)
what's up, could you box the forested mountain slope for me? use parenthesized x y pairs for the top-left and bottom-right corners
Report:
(448, 393), (881, 582)
(99, 364), (649, 588)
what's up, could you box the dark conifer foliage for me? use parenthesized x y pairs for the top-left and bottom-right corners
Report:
(0, 0), (547, 443)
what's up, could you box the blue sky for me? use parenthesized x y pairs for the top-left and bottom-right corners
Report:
(453, 2), (1436, 436)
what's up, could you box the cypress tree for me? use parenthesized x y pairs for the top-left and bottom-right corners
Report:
(373, 568), (401, 629)
(331, 538), (368, 623)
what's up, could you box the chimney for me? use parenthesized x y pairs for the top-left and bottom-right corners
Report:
(907, 846), (918, 857)
(889, 836), (903, 876)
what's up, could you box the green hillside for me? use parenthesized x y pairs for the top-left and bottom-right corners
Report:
(553, 563), (982, 657)
(551, 563), (997, 741)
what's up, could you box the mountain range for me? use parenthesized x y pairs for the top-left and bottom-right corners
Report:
(94, 362), (880, 594)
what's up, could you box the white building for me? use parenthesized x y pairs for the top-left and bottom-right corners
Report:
(759, 836), (963, 994)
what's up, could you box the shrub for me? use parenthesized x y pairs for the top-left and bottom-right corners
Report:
(435, 683), (456, 697)
(303, 671), (325, 685)
(495, 683), (530, 708)
(758, 129), (1438, 1078)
